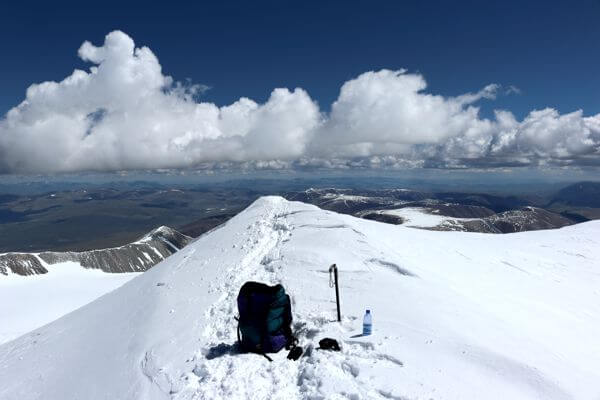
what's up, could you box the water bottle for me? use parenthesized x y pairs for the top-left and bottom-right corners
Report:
(363, 309), (372, 335)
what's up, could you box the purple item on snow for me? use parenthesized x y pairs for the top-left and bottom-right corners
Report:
(265, 334), (287, 353)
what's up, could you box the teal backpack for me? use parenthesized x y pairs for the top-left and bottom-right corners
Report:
(236, 282), (296, 361)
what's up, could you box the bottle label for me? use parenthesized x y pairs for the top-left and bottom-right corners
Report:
(363, 323), (372, 335)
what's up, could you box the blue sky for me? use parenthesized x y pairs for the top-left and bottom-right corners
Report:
(0, 0), (599, 174)
(2, 1), (599, 117)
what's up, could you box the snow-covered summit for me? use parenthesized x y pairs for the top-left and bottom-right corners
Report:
(0, 196), (599, 400)
(137, 225), (183, 243)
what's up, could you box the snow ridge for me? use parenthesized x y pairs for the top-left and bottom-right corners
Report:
(179, 198), (296, 398)
(1, 196), (599, 400)
(175, 199), (407, 400)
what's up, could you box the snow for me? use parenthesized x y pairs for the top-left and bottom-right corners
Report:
(0, 196), (599, 400)
(142, 252), (154, 262)
(160, 238), (180, 252)
(136, 226), (168, 244)
(321, 193), (373, 202)
(0, 261), (139, 344)
(383, 206), (477, 227)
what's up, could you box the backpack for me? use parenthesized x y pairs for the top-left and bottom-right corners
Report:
(236, 281), (296, 360)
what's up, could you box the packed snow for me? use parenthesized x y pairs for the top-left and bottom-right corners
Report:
(0, 196), (599, 400)
(0, 261), (139, 344)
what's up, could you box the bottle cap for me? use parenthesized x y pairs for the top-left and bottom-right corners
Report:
(366, 309), (370, 313)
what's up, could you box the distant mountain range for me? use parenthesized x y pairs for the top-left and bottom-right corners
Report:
(0, 226), (191, 277)
(0, 180), (598, 252)
(550, 181), (600, 208)
(287, 187), (582, 233)
(361, 206), (573, 233)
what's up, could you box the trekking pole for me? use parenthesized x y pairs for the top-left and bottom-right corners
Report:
(329, 264), (341, 322)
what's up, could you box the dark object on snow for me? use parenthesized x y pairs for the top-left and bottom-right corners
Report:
(287, 345), (303, 360)
(329, 264), (341, 322)
(318, 338), (341, 351)
(236, 281), (296, 361)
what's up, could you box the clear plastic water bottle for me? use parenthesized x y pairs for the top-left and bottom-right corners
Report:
(363, 309), (372, 335)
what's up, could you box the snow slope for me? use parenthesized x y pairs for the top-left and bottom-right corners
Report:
(0, 261), (139, 344)
(381, 207), (477, 228)
(0, 196), (599, 400)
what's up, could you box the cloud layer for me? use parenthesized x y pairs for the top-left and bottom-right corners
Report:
(1, 31), (599, 173)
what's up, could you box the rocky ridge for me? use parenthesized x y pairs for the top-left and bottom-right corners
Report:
(0, 226), (191, 276)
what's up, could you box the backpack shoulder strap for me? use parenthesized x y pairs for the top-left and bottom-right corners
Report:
(282, 294), (297, 349)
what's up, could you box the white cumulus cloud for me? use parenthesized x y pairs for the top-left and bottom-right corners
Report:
(0, 31), (320, 173)
(0, 30), (598, 173)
